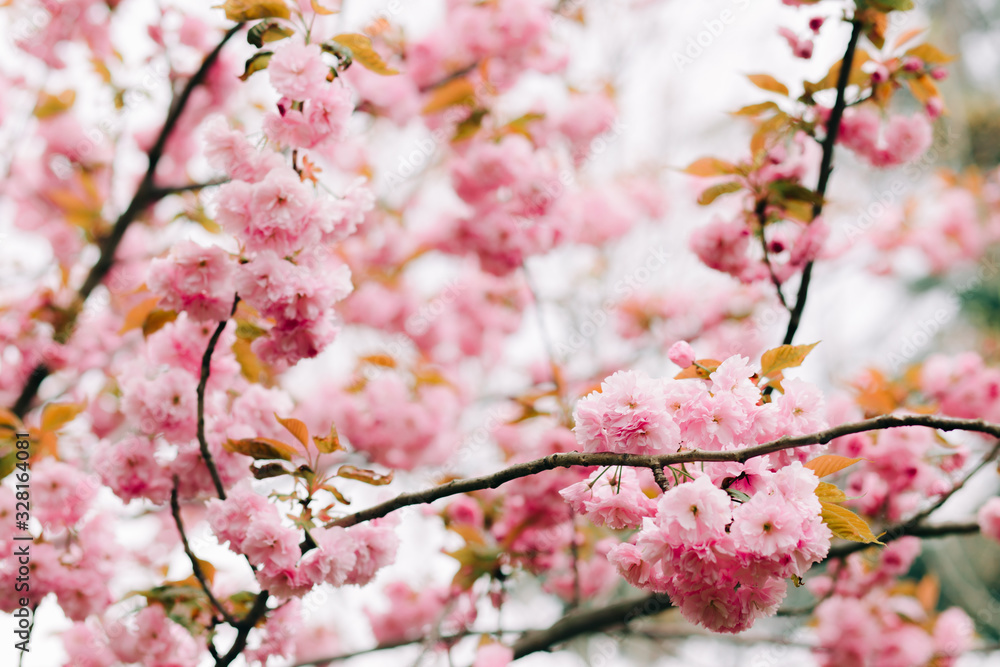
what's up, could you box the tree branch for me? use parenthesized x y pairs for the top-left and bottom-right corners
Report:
(148, 177), (231, 199)
(198, 296), (240, 501)
(170, 479), (237, 626)
(215, 590), (270, 667)
(327, 414), (1000, 529)
(10, 23), (244, 419)
(827, 520), (980, 560)
(512, 593), (671, 659)
(781, 19), (863, 347)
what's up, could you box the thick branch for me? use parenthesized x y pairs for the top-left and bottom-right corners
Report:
(513, 593), (671, 659)
(328, 414), (1000, 528)
(170, 480), (237, 626)
(197, 296), (240, 500)
(10, 23), (244, 419)
(782, 19), (863, 347)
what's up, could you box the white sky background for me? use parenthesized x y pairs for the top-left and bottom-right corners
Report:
(2, 0), (1000, 665)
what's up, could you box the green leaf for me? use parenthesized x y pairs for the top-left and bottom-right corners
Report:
(218, 0), (291, 22)
(805, 455), (864, 478)
(820, 501), (882, 543)
(247, 20), (294, 48)
(747, 74), (789, 97)
(684, 157), (738, 177)
(224, 437), (298, 461)
(331, 33), (399, 75)
(238, 51), (273, 82)
(759, 341), (819, 378)
(697, 181), (742, 205)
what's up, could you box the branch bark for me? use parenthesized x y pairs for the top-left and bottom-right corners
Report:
(197, 296), (240, 500)
(10, 23), (244, 419)
(781, 19), (864, 347)
(328, 414), (1000, 528)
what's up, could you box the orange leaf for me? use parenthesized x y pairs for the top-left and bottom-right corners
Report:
(422, 78), (476, 114)
(41, 402), (85, 433)
(804, 455), (864, 478)
(683, 157), (738, 177)
(337, 465), (394, 486)
(119, 296), (161, 335)
(224, 437), (298, 461)
(274, 414), (309, 449)
(746, 73), (789, 97)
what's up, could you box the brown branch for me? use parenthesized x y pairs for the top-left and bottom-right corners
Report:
(827, 520), (980, 560)
(826, 437), (1000, 559)
(215, 590), (270, 667)
(781, 19), (863, 347)
(148, 177), (231, 199)
(197, 296), (240, 500)
(512, 593), (671, 659)
(170, 479), (237, 626)
(327, 414), (1000, 529)
(10, 23), (244, 419)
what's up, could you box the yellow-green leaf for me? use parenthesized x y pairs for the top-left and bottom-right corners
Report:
(747, 74), (789, 97)
(224, 437), (298, 461)
(332, 33), (398, 75)
(731, 101), (780, 117)
(34, 90), (76, 119)
(274, 414), (309, 449)
(805, 455), (864, 478)
(697, 181), (742, 205)
(684, 157), (738, 177)
(815, 481), (847, 503)
(218, 0), (290, 22)
(247, 19), (294, 47)
(142, 309), (178, 337)
(759, 341), (819, 378)
(313, 424), (343, 454)
(238, 51), (273, 82)
(310, 0), (336, 15)
(820, 501), (882, 543)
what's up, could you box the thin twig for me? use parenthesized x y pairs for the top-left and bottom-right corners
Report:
(197, 295), (240, 500)
(826, 520), (980, 560)
(170, 479), (238, 626)
(326, 414), (1000, 529)
(215, 590), (270, 667)
(781, 19), (863, 347)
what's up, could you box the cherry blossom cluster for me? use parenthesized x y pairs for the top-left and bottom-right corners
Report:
(562, 356), (834, 632)
(0, 461), (117, 622)
(207, 482), (399, 599)
(838, 106), (933, 169)
(809, 538), (974, 666)
(606, 465), (831, 633)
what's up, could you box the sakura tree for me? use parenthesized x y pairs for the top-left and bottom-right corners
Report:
(2, 0), (1000, 665)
